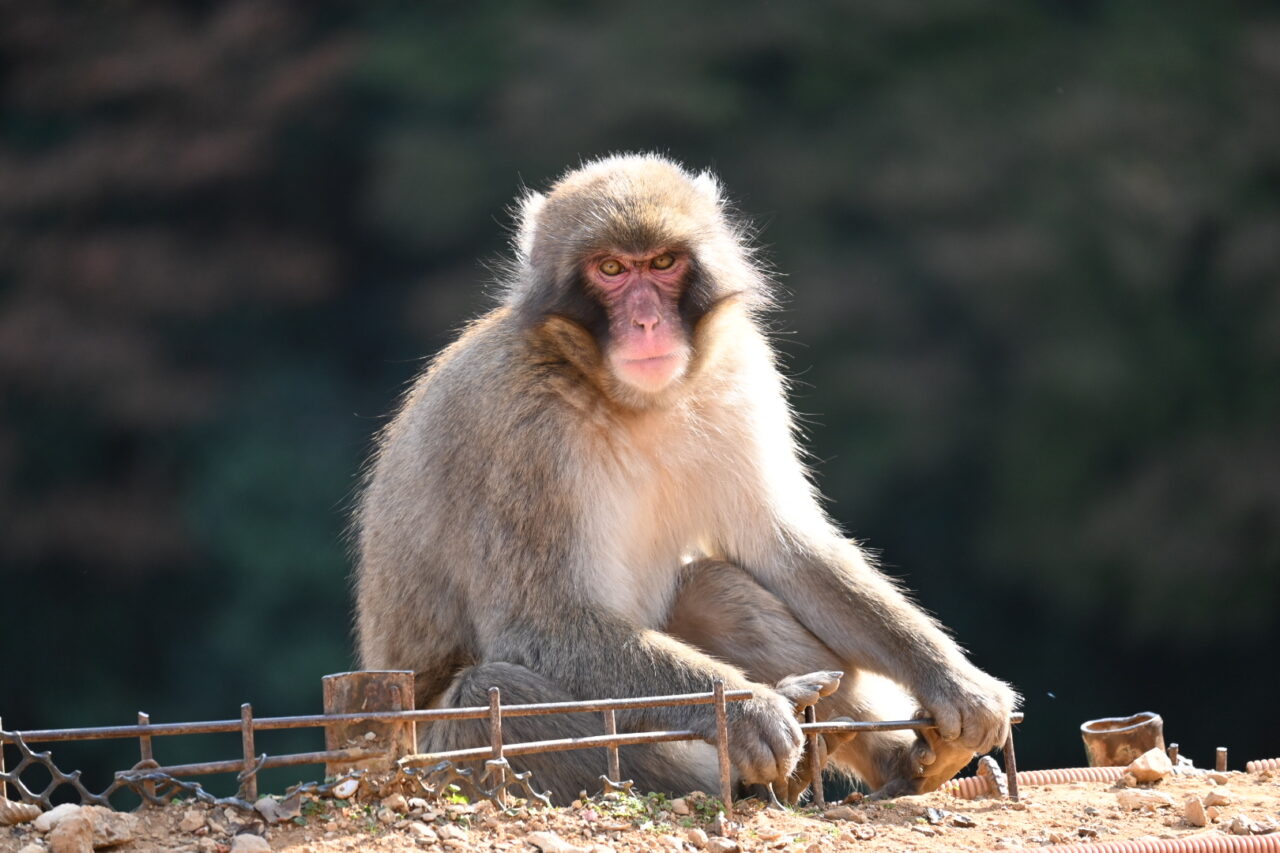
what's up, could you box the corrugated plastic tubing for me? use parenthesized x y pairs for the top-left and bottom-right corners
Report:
(941, 764), (1127, 798)
(942, 763), (1280, 853)
(1037, 835), (1280, 852)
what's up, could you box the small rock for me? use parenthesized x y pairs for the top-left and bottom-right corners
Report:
(407, 797), (430, 813)
(910, 824), (938, 836)
(230, 834), (271, 852)
(1078, 826), (1100, 838)
(180, 809), (206, 832)
(1126, 748), (1173, 784)
(994, 838), (1022, 849)
(48, 811), (93, 853)
(34, 803), (82, 834)
(196, 838), (219, 853)
(1117, 789), (1175, 810)
(254, 798), (284, 825)
(1048, 832), (1070, 844)
(527, 830), (588, 853)
(670, 797), (690, 816)
(1204, 789), (1233, 807)
(821, 805), (864, 822)
(1207, 772), (1232, 785)
(753, 826), (782, 841)
(1228, 814), (1264, 836)
(407, 821), (437, 841)
(375, 807), (395, 825)
(84, 806), (139, 847)
(331, 778), (359, 799)
(850, 826), (876, 840)
(1184, 796), (1208, 827)
(924, 807), (948, 824)
(710, 811), (732, 837)
(685, 827), (709, 849)
(951, 814), (977, 828)
(382, 793), (408, 813)
(1119, 772), (1139, 787)
(437, 823), (467, 841)
(18, 844), (46, 853)
(1207, 806), (1223, 821)
(705, 839), (739, 853)
(658, 834), (684, 850)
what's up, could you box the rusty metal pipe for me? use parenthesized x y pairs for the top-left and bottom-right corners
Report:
(138, 747), (384, 778)
(7, 689), (756, 744)
(402, 728), (712, 765)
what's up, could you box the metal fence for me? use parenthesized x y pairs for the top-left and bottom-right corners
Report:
(1, 670), (1024, 818)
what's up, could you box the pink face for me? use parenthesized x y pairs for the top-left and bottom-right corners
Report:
(586, 250), (692, 393)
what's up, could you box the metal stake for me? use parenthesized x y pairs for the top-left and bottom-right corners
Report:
(239, 703), (257, 801)
(602, 708), (621, 782)
(1003, 726), (1019, 802)
(137, 712), (156, 803)
(713, 679), (733, 818)
(488, 687), (506, 804)
(804, 705), (824, 808)
(1216, 747), (1228, 773)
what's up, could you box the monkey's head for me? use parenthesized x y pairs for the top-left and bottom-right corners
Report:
(509, 154), (770, 407)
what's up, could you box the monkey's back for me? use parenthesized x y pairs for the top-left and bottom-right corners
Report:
(353, 308), (587, 698)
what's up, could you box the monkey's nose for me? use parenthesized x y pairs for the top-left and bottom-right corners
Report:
(633, 315), (661, 330)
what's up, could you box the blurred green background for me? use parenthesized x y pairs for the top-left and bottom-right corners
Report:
(2, 1), (1277, 797)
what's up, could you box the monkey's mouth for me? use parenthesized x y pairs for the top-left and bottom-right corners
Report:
(614, 351), (688, 391)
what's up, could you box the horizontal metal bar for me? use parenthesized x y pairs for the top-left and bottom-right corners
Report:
(4, 689), (755, 744)
(799, 711), (1025, 735)
(136, 747), (385, 779)
(403, 728), (709, 765)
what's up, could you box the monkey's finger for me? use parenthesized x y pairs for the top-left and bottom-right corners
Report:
(930, 703), (963, 742)
(774, 670), (843, 709)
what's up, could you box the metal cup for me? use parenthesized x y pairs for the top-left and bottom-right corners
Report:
(1080, 711), (1165, 767)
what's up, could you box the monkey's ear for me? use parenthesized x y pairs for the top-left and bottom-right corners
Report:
(692, 171), (724, 207)
(515, 192), (548, 259)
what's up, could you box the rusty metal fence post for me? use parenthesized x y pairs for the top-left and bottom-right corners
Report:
(487, 687), (506, 805)
(601, 708), (621, 782)
(712, 679), (733, 818)
(137, 712), (156, 803)
(803, 705), (824, 808)
(322, 671), (416, 778)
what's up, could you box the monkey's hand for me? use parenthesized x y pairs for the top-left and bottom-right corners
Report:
(915, 662), (1018, 755)
(773, 670), (843, 712)
(710, 688), (804, 786)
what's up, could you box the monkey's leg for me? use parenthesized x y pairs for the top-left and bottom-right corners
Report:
(665, 559), (970, 799)
(424, 662), (721, 805)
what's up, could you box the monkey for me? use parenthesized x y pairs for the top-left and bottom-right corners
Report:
(353, 153), (1017, 803)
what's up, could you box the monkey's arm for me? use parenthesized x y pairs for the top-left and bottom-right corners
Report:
(727, 477), (1017, 756)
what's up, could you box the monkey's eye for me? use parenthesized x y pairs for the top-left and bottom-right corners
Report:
(599, 259), (624, 276)
(651, 253), (675, 270)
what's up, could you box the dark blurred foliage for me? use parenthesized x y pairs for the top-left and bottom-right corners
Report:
(2, 0), (1277, 793)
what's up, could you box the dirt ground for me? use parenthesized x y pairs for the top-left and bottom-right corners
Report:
(4, 767), (1279, 852)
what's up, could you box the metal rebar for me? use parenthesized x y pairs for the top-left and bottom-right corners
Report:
(602, 708), (620, 782)
(804, 704), (824, 808)
(137, 747), (384, 778)
(713, 679), (733, 818)
(488, 687), (506, 804)
(239, 704), (257, 801)
(137, 712), (156, 802)
(6, 689), (757, 745)
(1003, 726), (1020, 802)
(0, 715), (7, 801)
(1216, 746), (1228, 772)
(1167, 742), (1179, 763)
(798, 711), (1024, 736)
(403, 728), (714, 765)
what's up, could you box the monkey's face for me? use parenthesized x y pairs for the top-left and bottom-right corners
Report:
(586, 250), (692, 394)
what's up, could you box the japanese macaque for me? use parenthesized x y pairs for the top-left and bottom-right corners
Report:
(354, 153), (1017, 802)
